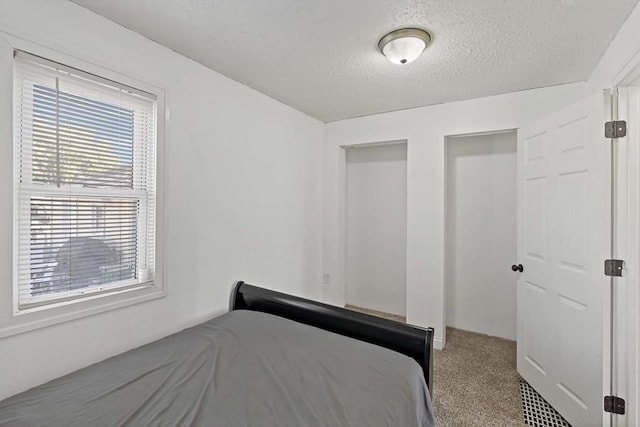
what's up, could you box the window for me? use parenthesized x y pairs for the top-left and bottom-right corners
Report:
(14, 51), (157, 311)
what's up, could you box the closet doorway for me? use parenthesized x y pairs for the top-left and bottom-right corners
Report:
(445, 131), (517, 340)
(345, 142), (408, 321)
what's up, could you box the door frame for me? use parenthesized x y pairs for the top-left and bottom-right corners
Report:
(342, 141), (409, 317)
(443, 129), (518, 342)
(330, 139), (409, 312)
(608, 52), (640, 427)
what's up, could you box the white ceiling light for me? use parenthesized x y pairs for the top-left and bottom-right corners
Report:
(378, 28), (431, 65)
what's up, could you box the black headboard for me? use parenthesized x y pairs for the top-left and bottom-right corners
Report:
(229, 281), (434, 393)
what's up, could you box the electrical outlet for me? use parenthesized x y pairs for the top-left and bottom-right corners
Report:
(323, 273), (331, 284)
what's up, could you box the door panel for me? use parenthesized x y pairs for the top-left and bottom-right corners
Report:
(517, 92), (609, 426)
(522, 280), (550, 376)
(525, 177), (548, 260)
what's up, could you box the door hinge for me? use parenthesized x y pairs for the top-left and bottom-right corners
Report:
(605, 120), (627, 138)
(604, 396), (625, 415)
(604, 259), (624, 277)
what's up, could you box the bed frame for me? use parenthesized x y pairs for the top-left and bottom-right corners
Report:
(230, 281), (434, 393)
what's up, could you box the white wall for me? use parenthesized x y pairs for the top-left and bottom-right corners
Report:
(323, 82), (590, 349)
(346, 143), (407, 316)
(588, 0), (640, 90)
(0, 0), (323, 400)
(445, 132), (517, 340)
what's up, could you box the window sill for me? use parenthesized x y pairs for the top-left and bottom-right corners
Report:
(0, 284), (166, 339)
(16, 281), (155, 314)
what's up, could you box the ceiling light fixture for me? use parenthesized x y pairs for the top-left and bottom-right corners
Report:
(378, 28), (431, 65)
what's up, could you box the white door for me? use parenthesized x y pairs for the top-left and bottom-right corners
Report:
(517, 92), (610, 426)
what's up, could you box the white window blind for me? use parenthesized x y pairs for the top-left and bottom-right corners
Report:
(14, 51), (157, 310)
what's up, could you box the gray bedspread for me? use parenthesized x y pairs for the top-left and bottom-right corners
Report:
(0, 310), (435, 427)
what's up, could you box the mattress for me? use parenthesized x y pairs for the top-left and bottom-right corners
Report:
(0, 310), (435, 427)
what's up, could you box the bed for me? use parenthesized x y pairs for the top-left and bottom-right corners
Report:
(0, 281), (435, 426)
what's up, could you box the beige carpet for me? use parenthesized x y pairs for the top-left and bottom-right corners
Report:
(433, 327), (524, 426)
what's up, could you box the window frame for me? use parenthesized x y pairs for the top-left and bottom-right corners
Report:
(0, 34), (166, 338)
(15, 51), (157, 311)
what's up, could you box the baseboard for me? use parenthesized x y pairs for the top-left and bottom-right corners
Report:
(434, 336), (444, 350)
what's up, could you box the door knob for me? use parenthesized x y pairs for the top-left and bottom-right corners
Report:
(511, 264), (524, 273)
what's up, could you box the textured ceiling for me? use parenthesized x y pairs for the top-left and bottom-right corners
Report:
(71, 0), (639, 122)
